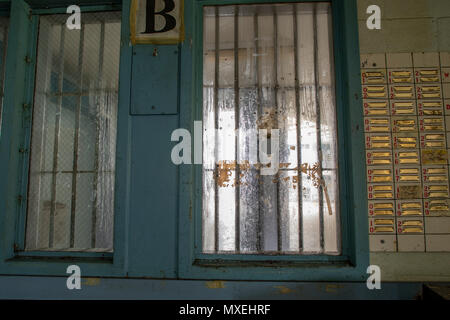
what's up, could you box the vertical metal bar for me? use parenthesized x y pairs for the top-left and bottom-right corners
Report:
(234, 6), (240, 253)
(49, 25), (66, 248)
(69, 26), (85, 248)
(313, 4), (325, 251)
(273, 7), (282, 252)
(254, 12), (263, 253)
(292, 4), (303, 252)
(214, 7), (220, 252)
(91, 20), (105, 248)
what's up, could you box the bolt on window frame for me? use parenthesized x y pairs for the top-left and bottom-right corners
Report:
(0, 0), (130, 277)
(178, 0), (369, 281)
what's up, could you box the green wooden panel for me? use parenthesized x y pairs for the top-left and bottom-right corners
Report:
(130, 45), (180, 115)
(0, 0), (32, 262)
(127, 116), (179, 277)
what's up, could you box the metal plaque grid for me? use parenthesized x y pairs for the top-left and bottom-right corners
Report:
(362, 52), (450, 252)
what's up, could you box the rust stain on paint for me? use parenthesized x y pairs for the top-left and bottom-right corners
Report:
(274, 286), (294, 294)
(205, 281), (226, 289)
(214, 160), (333, 216)
(83, 278), (101, 286)
(216, 161), (236, 187)
(325, 284), (342, 293)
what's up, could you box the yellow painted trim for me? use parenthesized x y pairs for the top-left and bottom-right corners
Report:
(130, 0), (138, 45)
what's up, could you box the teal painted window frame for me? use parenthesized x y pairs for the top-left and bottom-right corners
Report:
(178, 0), (369, 281)
(0, 0), (131, 277)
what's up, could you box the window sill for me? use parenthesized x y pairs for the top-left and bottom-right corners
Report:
(7, 251), (113, 263)
(194, 258), (352, 269)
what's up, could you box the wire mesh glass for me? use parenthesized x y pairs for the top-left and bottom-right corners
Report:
(25, 12), (121, 252)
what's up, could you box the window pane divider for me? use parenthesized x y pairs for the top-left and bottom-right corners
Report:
(91, 20), (106, 249)
(254, 10), (263, 253)
(69, 23), (85, 248)
(213, 6), (220, 252)
(312, 3), (325, 253)
(292, 3), (303, 252)
(272, 6), (282, 252)
(233, 5), (240, 253)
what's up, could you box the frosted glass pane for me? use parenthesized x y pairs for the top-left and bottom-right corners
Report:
(203, 3), (340, 255)
(25, 12), (121, 252)
(202, 3), (341, 255)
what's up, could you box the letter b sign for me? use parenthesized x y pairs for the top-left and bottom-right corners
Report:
(145, 0), (176, 33)
(131, 0), (184, 44)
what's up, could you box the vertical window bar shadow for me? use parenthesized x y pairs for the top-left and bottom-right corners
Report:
(292, 3), (303, 253)
(312, 3), (325, 252)
(91, 20), (106, 249)
(69, 25), (85, 248)
(272, 6), (281, 252)
(213, 6), (220, 252)
(254, 11), (263, 253)
(49, 25), (66, 248)
(234, 5), (240, 253)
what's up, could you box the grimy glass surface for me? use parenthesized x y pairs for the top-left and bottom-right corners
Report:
(25, 12), (121, 252)
(0, 17), (9, 135)
(202, 3), (340, 255)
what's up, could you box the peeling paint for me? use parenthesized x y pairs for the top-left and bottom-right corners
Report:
(325, 284), (342, 293)
(257, 108), (279, 136)
(216, 161), (236, 187)
(205, 281), (226, 289)
(83, 278), (101, 286)
(274, 285), (294, 294)
(214, 160), (333, 215)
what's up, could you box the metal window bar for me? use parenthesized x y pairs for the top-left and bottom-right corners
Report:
(203, 3), (339, 255)
(272, 6), (284, 253)
(48, 25), (66, 248)
(254, 10), (263, 252)
(234, 5), (241, 253)
(45, 89), (118, 97)
(69, 24), (85, 248)
(213, 6), (220, 252)
(292, 3), (303, 252)
(91, 20), (106, 249)
(312, 3), (325, 252)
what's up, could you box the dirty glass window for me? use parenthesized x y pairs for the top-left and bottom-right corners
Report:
(0, 17), (9, 135)
(25, 12), (121, 252)
(202, 3), (340, 255)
